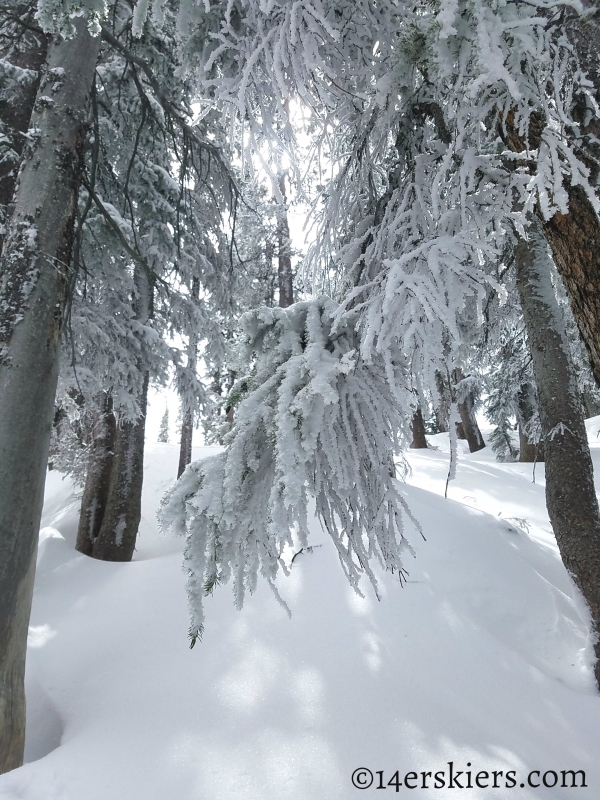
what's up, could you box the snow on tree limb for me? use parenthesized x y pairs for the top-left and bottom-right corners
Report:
(159, 298), (421, 640)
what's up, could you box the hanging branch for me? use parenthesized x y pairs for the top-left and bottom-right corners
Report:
(80, 174), (171, 292)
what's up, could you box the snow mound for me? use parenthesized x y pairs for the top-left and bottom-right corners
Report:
(1, 440), (599, 799)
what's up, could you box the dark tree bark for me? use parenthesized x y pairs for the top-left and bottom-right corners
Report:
(90, 373), (149, 562)
(453, 368), (486, 453)
(87, 264), (152, 562)
(582, 391), (600, 419)
(75, 393), (117, 556)
(517, 383), (544, 463)
(0, 19), (101, 773)
(276, 173), (294, 308)
(455, 420), (466, 440)
(409, 406), (428, 449)
(177, 278), (200, 479)
(500, 6), (600, 387)
(0, 4), (48, 257)
(564, 1), (600, 186)
(264, 240), (275, 306)
(435, 370), (451, 433)
(541, 186), (600, 387)
(515, 220), (600, 690)
(177, 411), (194, 479)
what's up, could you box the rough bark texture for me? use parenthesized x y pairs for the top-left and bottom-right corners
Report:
(515, 222), (600, 690)
(582, 390), (600, 419)
(453, 368), (486, 453)
(409, 407), (428, 449)
(89, 263), (151, 562)
(517, 383), (544, 463)
(90, 373), (149, 562)
(500, 5), (600, 387)
(541, 185), (600, 387)
(0, 20), (100, 773)
(435, 370), (450, 433)
(457, 401), (485, 453)
(276, 173), (294, 308)
(75, 394), (117, 556)
(0, 4), (49, 257)
(177, 410), (193, 479)
(564, 1), (600, 186)
(177, 278), (199, 479)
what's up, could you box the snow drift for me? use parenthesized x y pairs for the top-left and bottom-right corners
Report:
(0, 433), (599, 799)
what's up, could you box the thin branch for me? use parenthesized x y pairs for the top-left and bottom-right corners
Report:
(81, 175), (171, 292)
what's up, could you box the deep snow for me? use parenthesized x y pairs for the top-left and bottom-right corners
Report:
(1, 427), (599, 799)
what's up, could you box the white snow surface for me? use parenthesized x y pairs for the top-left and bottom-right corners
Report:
(2, 428), (600, 799)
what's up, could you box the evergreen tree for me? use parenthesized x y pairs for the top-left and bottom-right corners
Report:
(0, 0), (234, 763)
(158, 0), (600, 690)
(0, 13), (101, 773)
(158, 407), (169, 443)
(515, 218), (600, 688)
(3, 0), (600, 767)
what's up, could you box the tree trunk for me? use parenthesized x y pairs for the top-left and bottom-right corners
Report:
(89, 262), (152, 562)
(457, 401), (485, 453)
(515, 220), (600, 690)
(75, 394), (117, 556)
(541, 186), (600, 387)
(582, 390), (600, 419)
(517, 382), (544, 463)
(91, 373), (149, 562)
(177, 409), (193, 479)
(409, 406), (427, 449)
(177, 278), (199, 479)
(500, 6), (600, 388)
(0, 5), (49, 257)
(435, 370), (450, 433)
(0, 19), (100, 773)
(453, 368), (486, 453)
(276, 173), (294, 308)
(564, 1), (600, 187)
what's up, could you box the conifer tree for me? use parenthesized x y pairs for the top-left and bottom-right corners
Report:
(515, 219), (600, 688)
(0, 0), (234, 761)
(0, 12), (101, 773)
(158, 407), (169, 443)
(157, 0), (600, 690)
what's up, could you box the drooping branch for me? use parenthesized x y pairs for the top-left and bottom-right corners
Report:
(80, 174), (171, 292)
(100, 24), (235, 190)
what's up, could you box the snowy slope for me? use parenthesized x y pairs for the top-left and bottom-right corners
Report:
(1, 435), (599, 799)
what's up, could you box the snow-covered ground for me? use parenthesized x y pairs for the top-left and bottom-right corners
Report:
(1, 428), (600, 799)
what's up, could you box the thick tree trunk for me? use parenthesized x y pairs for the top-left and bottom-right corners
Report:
(0, 20), (100, 773)
(276, 173), (294, 308)
(409, 406), (427, 449)
(500, 4), (600, 388)
(541, 186), (600, 387)
(91, 373), (149, 562)
(75, 394), (117, 556)
(517, 383), (544, 463)
(90, 263), (151, 562)
(564, 1), (600, 187)
(515, 220), (600, 690)
(582, 391), (600, 419)
(453, 368), (485, 453)
(455, 420), (466, 440)
(457, 401), (485, 453)
(0, 5), (49, 257)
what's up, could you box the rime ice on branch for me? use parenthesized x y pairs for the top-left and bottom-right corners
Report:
(159, 298), (422, 641)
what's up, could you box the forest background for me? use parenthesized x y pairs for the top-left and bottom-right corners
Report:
(1, 0), (600, 778)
